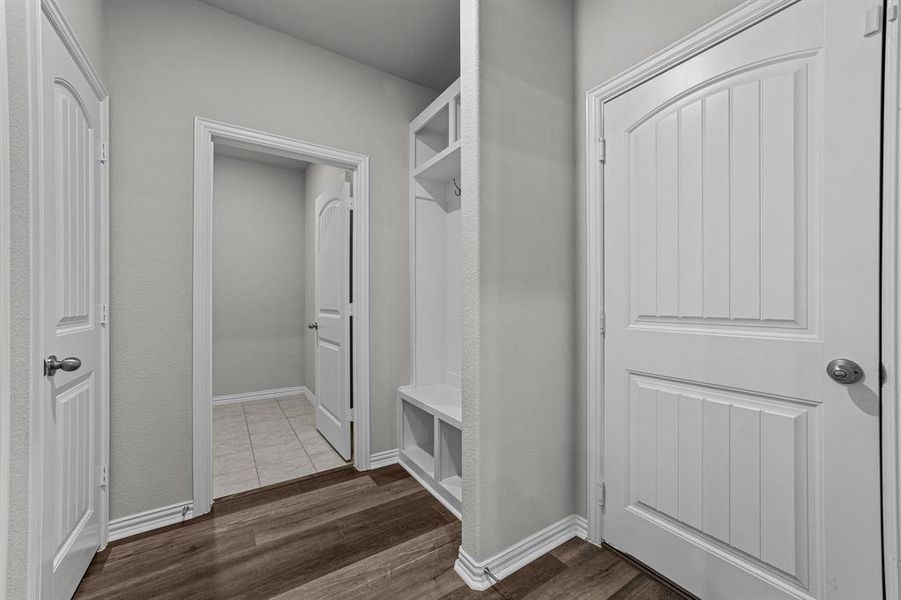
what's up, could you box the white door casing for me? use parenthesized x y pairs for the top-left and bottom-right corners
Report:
(314, 181), (352, 460)
(601, 1), (882, 599)
(39, 7), (107, 599)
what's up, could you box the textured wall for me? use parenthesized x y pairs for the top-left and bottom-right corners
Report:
(212, 155), (307, 397)
(461, 0), (576, 561)
(105, 0), (436, 520)
(571, 0), (745, 517)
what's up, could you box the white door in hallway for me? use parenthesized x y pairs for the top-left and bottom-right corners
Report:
(602, 1), (882, 598)
(39, 11), (107, 600)
(314, 180), (352, 460)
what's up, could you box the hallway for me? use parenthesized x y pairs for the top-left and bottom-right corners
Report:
(74, 466), (686, 599)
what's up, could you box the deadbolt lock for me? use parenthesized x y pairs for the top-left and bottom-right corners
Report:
(826, 358), (864, 385)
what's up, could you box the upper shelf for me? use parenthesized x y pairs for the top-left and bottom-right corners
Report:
(413, 142), (460, 183)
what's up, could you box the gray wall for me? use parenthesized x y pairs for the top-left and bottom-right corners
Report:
(571, 0), (743, 516)
(460, 0), (576, 561)
(303, 163), (348, 396)
(212, 155), (307, 397)
(105, 0), (436, 520)
(4, 0), (107, 596)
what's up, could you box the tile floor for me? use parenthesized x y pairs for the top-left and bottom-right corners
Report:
(213, 394), (349, 497)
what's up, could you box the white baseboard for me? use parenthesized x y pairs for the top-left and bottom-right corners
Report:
(369, 448), (398, 469)
(454, 514), (589, 590)
(108, 501), (194, 542)
(212, 385), (308, 406)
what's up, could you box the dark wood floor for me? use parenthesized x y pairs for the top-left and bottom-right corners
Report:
(75, 465), (686, 599)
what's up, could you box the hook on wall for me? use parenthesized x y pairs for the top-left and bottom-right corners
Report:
(452, 177), (462, 197)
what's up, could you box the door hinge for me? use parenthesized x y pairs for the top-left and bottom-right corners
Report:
(346, 197), (355, 211)
(599, 311), (606, 336)
(598, 138), (606, 163)
(98, 142), (109, 165)
(346, 302), (354, 316)
(864, 5), (883, 37)
(598, 481), (606, 508)
(890, 1), (899, 22)
(99, 463), (109, 488)
(345, 407), (354, 422)
(99, 304), (109, 326)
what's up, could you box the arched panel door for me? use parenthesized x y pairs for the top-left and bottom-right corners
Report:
(602, 1), (882, 598)
(314, 182), (352, 460)
(39, 11), (105, 600)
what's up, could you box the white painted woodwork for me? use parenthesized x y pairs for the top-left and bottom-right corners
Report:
(193, 119), (372, 516)
(39, 9), (106, 598)
(314, 181), (352, 460)
(602, 2), (882, 598)
(399, 79), (463, 519)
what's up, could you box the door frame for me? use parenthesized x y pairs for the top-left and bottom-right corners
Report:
(585, 0), (900, 594)
(26, 0), (110, 595)
(0, 0), (10, 596)
(192, 118), (371, 516)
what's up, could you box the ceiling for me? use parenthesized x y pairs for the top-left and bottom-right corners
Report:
(199, 0), (460, 91)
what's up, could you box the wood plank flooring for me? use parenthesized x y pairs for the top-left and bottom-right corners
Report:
(75, 465), (687, 600)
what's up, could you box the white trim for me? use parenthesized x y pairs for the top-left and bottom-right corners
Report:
(0, 0), (10, 595)
(193, 117), (372, 517)
(368, 449), (399, 469)
(883, 1), (901, 595)
(28, 0), (110, 594)
(584, 0), (798, 546)
(212, 386), (308, 406)
(108, 502), (193, 543)
(454, 515), (588, 591)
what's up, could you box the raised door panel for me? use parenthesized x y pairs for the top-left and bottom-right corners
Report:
(628, 58), (812, 334)
(628, 374), (811, 588)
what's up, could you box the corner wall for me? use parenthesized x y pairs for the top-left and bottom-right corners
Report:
(461, 0), (576, 561)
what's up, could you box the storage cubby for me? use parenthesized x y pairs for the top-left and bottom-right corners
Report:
(401, 401), (435, 476)
(399, 78), (463, 521)
(438, 421), (462, 503)
(414, 103), (449, 170)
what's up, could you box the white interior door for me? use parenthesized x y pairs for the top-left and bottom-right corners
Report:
(314, 181), (352, 460)
(602, 2), (883, 599)
(39, 12), (106, 600)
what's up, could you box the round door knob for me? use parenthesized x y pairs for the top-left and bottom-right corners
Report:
(44, 355), (82, 377)
(826, 358), (863, 385)
(307, 322), (318, 330)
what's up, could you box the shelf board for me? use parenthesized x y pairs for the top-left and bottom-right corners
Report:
(399, 383), (462, 429)
(413, 142), (460, 183)
(440, 475), (462, 502)
(401, 445), (435, 476)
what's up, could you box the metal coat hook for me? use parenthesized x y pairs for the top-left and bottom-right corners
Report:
(452, 177), (462, 197)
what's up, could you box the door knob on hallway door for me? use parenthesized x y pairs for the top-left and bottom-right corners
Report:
(44, 355), (82, 377)
(308, 322), (318, 330)
(826, 358), (864, 385)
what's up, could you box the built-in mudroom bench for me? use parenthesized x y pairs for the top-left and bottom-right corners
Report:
(397, 78), (462, 519)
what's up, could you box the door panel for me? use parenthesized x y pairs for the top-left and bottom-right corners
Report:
(40, 13), (104, 600)
(314, 183), (351, 460)
(602, 2), (882, 598)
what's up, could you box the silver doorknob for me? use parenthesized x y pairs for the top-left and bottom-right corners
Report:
(826, 358), (863, 385)
(307, 322), (318, 330)
(44, 355), (82, 377)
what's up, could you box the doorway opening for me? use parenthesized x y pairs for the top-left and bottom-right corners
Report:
(193, 119), (371, 515)
(210, 144), (352, 498)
